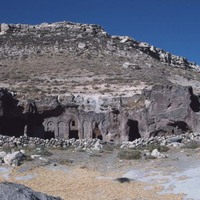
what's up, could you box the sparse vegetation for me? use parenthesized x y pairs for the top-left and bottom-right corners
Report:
(183, 140), (200, 149)
(58, 159), (74, 165)
(102, 144), (115, 153)
(145, 144), (170, 152)
(25, 147), (53, 157)
(117, 149), (142, 160)
(89, 151), (102, 157)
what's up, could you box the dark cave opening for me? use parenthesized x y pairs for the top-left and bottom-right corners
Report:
(92, 122), (103, 140)
(0, 117), (25, 137)
(69, 130), (79, 139)
(69, 120), (79, 139)
(44, 131), (55, 139)
(127, 119), (141, 141)
(167, 121), (191, 133)
(189, 87), (200, 112)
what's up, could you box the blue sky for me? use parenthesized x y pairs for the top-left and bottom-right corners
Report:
(1, 0), (200, 64)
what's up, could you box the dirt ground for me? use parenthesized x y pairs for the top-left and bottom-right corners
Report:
(0, 147), (199, 200)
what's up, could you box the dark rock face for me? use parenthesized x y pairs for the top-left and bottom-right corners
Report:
(129, 85), (200, 138)
(0, 182), (62, 200)
(0, 84), (200, 141)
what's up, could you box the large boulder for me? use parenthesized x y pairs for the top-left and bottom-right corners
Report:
(0, 182), (62, 200)
(4, 151), (24, 166)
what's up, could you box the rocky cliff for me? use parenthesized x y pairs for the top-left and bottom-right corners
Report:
(0, 21), (200, 141)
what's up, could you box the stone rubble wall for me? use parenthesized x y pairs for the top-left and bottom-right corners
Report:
(0, 132), (199, 150)
(0, 134), (104, 150)
(0, 132), (199, 166)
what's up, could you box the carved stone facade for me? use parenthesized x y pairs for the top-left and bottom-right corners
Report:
(43, 107), (111, 141)
(1, 84), (200, 142)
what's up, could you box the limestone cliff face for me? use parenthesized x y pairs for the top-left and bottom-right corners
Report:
(0, 21), (200, 141)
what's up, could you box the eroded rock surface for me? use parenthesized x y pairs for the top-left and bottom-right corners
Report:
(0, 84), (200, 141)
(0, 182), (62, 200)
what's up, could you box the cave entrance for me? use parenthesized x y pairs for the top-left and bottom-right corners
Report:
(127, 119), (141, 141)
(0, 117), (25, 137)
(167, 121), (191, 134)
(44, 121), (55, 139)
(69, 119), (79, 139)
(189, 87), (200, 112)
(44, 131), (55, 139)
(92, 122), (103, 140)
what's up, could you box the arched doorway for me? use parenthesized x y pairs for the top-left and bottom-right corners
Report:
(92, 122), (103, 140)
(69, 119), (79, 139)
(127, 119), (141, 141)
(58, 121), (65, 139)
(45, 121), (55, 139)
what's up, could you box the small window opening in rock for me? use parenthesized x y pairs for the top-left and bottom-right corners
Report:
(113, 114), (118, 122)
(127, 119), (141, 141)
(72, 120), (75, 126)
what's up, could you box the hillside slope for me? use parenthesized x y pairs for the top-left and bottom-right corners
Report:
(0, 21), (200, 141)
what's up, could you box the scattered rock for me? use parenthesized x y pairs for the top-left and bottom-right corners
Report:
(167, 136), (183, 143)
(122, 62), (139, 69)
(115, 177), (131, 183)
(0, 151), (6, 159)
(78, 42), (86, 49)
(4, 151), (24, 166)
(31, 155), (41, 159)
(151, 149), (160, 158)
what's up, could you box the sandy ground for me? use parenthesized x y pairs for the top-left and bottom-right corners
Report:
(0, 167), (182, 200)
(0, 147), (199, 200)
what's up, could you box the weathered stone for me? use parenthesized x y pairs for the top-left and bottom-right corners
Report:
(0, 182), (62, 200)
(122, 62), (139, 70)
(78, 42), (86, 49)
(4, 151), (23, 166)
(151, 149), (160, 158)
(0, 151), (6, 158)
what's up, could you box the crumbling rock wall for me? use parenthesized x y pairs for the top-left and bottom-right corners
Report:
(128, 85), (200, 138)
(0, 85), (200, 141)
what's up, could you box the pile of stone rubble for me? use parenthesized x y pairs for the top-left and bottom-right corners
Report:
(0, 135), (103, 150)
(0, 132), (199, 166)
(0, 132), (199, 151)
(120, 132), (200, 149)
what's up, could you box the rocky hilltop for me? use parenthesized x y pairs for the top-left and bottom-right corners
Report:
(0, 22), (198, 69)
(0, 21), (200, 141)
